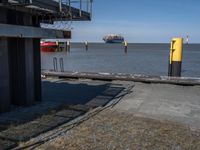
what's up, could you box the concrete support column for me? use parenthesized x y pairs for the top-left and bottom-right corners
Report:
(0, 38), (11, 112)
(32, 15), (42, 102)
(0, 8), (42, 113)
(24, 39), (35, 104)
(8, 38), (26, 105)
(0, 9), (10, 112)
(8, 38), (37, 106)
(33, 39), (42, 101)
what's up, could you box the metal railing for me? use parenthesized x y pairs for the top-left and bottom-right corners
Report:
(1, 0), (92, 17)
(53, 57), (64, 72)
(59, 57), (64, 72)
(59, 0), (93, 18)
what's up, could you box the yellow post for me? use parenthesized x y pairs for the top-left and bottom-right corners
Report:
(85, 41), (88, 51)
(124, 41), (128, 47)
(67, 41), (70, 52)
(124, 41), (128, 53)
(56, 41), (59, 52)
(168, 38), (183, 77)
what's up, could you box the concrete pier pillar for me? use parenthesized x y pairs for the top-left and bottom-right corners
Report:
(25, 39), (35, 104)
(8, 38), (36, 106)
(33, 39), (42, 101)
(0, 38), (11, 112)
(0, 9), (41, 112)
(0, 9), (10, 112)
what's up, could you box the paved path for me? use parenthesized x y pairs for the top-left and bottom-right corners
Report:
(35, 80), (200, 150)
(114, 82), (200, 130)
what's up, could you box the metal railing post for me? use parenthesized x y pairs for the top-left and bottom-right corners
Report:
(59, 58), (64, 72)
(53, 57), (58, 72)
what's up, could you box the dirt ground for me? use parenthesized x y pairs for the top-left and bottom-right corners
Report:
(36, 109), (200, 150)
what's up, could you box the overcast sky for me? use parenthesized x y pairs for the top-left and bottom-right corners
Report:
(71, 0), (200, 43)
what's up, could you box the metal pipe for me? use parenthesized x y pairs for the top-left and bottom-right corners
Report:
(59, 58), (64, 72)
(53, 57), (58, 72)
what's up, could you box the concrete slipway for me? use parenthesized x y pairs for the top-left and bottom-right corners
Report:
(0, 72), (200, 149)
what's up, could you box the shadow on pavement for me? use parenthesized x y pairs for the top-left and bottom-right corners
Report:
(0, 79), (126, 150)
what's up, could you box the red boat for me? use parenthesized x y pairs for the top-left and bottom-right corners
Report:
(40, 41), (58, 52)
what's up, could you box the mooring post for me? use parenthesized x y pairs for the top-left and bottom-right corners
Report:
(64, 42), (67, 52)
(56, 41), (59, 52)
(85, 41), (88, 51)
(67, 41), (70, 52)
(168, 38), (183, 77)
(124, 41), (128, 53)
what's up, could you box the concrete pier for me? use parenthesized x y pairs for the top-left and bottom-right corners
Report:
(0, 9), (41, 112)
(0, 77), (199, 149)
(0, 0), (91, 113)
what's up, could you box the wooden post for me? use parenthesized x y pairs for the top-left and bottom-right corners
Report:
(67, 41), (70, 52)
(85, 41), (88, 51)
(124, 41), (128, 54)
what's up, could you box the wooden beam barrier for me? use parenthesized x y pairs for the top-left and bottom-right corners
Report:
(41, 71), (200, 86)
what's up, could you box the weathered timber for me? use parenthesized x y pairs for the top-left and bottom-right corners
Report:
(42, 71), (200, 86)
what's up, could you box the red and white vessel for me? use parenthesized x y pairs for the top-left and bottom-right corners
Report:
(40, 41), (58, 52)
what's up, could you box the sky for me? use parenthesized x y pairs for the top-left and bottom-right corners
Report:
(71, 0), (200, 43)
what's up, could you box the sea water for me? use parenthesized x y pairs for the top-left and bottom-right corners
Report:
(41, 43), (200, 77)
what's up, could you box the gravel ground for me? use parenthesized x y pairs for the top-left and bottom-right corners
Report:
(36, 109), (200, 150)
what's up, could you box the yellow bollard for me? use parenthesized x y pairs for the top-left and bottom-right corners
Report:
(168, 38), (183, 77)
(124, 41), (128, 53)
(56, 41), (59, 52)
(67, 41), (70, 52)
(85, 41), (88, 51)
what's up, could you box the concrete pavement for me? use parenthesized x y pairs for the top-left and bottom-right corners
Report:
(114, 82), (200, 130)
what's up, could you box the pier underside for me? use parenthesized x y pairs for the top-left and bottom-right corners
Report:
(0, 0), (91, 113)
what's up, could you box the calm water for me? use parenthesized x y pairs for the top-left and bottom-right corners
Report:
(41, 43), (200, 77)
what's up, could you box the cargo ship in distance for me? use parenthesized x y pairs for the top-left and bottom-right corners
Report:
(103, 34), (124, 43)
